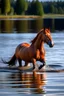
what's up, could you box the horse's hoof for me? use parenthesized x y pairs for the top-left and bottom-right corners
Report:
(33, 67), (36, 71)
(39, 65), (44, 70)
(33, 68), (36, 71)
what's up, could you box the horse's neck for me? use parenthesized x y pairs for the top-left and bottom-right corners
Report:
(40, 42), (44, 51)
(33, 38), (44, 50)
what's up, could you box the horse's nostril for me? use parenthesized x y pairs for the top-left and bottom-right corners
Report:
(50, 44), (54, 47)
(48, 41), (54, 48)
(50, 45), (53, 47)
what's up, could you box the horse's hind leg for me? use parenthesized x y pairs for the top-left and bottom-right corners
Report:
(18, 59), (22, 67)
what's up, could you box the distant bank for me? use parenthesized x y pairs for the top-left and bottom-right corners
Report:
(0, 14), (64, 19)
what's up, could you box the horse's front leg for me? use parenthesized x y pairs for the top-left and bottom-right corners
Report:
(39, 59), (46, 70)
(32, 58), (36, 70)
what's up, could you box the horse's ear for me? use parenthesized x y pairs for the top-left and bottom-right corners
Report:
(43, 28), (51, 34)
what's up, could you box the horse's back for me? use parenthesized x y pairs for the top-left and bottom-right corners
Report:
(21, 43), (30, 47)
(16, 43), (30, 50)
(15, 43), (31, 60)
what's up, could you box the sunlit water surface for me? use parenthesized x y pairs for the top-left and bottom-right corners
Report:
(0, 32), (64, 96)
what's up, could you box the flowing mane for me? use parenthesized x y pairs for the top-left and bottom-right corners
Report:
(31, 29), (44, 44)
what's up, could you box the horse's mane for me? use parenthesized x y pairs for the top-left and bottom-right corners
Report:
(31, 29), (44, 44)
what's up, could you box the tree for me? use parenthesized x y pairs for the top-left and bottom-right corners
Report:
(35, 0), (44, 16)
(54, 7), (58, 14)
(50, 5), (55, 14)
(27, 0), (44, 16)
(27, 0), (35, 15)
(1, 0), (11, 15)
(58, 7), (63, 14)
(63, 8), (64, 14)
(15, 0), (27, 15)
(9, 7), (14, 15)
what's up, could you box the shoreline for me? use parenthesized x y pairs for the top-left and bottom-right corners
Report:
(0, 15), (41, 19)
(0, 14), (64, 19)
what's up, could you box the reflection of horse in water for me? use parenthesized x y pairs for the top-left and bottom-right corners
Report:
(10, 72), (46, 94)
(3, 28), (54, 70)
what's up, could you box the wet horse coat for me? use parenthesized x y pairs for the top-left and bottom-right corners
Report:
(3, 28), (54, 69)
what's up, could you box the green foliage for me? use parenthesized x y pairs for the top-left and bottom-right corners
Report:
(1, 0), (11, 15)
(27, 0), (44, 16)
(54, 7), (58, 14)
(58, 7), (64, 14)
(9, 7), (14, 15)
(50, 5), (55, 14)
(43, 1), (64, 14)
(35, 0), (44, 16)
(15, 0), (27, 15)
(1, 0), (64, 15)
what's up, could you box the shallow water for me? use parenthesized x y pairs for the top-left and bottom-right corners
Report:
(0, 32), (64, 96)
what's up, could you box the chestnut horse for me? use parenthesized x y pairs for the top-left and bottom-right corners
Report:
(3, 28), (54, 70)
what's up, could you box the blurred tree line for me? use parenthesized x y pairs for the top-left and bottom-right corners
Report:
(0, 0), (64, 16)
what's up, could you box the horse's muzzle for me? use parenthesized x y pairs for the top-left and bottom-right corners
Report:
(48, 41), (54, 47)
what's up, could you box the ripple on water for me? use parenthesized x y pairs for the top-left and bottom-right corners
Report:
(0, 33), (64, 95)
(0, 71), (64, 96)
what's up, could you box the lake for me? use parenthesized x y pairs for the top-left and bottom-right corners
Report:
(0, 18), (64, 33)
(0, 31), (64, 96)
(0, 18), (64, 96)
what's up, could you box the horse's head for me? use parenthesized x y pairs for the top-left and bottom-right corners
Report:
(31, 28), (54, 48)
(43, 28), (54, 47)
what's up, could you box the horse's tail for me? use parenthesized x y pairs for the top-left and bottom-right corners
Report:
(2, 54), (16, 66)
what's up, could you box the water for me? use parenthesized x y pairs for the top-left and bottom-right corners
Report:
(0, 18), (64, 33)
(0, 32), (64, 96)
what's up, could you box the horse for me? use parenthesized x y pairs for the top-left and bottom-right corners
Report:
(3, 28), (54, 70)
